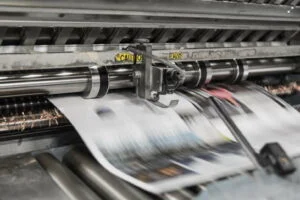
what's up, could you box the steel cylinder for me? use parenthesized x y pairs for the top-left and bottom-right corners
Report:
(0, 58), (297, 98)
(63, 147), (153, 200)
(36, 153), (103, 200)
(0, 67), (90, 97)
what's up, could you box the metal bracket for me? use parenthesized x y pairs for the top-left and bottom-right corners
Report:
(124, 44), (183, 108)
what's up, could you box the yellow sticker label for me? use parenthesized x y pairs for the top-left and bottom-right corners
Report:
(115, 52), (143, 63)
(169, 52), (183, 60)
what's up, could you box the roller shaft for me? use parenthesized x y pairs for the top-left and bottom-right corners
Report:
(63, 147), (154, 200)
(36, 153), (103, 200)
(0, 58), (297, 98)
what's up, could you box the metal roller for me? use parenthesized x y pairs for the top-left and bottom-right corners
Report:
(36, 153), (103, 200)
(63, 147), (154, 200)
(0, 58), (297, 99)
(0, 65), (109, 98)
(245, 58), (298, 77)
(203, 58), (299, 83)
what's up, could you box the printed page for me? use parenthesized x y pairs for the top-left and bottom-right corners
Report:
(207, 83), (300, 157)
(50, 93), (253, 194)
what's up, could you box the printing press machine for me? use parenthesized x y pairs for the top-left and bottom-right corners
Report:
(0, 0), (300, 199)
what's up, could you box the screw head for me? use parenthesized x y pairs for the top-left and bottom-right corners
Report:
(133, 71), (142, 79)
(150, 91), (159, 101)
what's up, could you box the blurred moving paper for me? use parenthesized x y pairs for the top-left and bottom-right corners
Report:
(49, 92), (253, 194)
(217, 84), (300, 156)
(208, 83), (300, 157)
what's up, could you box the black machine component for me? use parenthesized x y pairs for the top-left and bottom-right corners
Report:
(260, 142), (296, 175)
(209, 94), (296, 175)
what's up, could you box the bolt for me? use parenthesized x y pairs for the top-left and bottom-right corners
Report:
(133, 71), (142, 79)
(150, 91), (159, 101)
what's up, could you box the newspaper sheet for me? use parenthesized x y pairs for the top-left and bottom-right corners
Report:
(49, 93), (253, 194)
(204, 83), (300, 157)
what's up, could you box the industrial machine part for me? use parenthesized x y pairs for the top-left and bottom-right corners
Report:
(63, 147), (153, 200)
(36, 153), (103, 200)
(0, 154), (73, 200)
(0, 58), (297, 98)
(0, 0), (299, 199)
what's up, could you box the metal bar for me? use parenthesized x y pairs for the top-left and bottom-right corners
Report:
(153, 46), (300, 63)
(197, 30), (217, 42)
(126, 45), (185, 77)
(208, 96), (262, 168)
(0, 27), (7, 45)
(0, 17), (298, 31)
(108, 28), (129, 44)
(0, 67), (90, 97)
(0, 42), (291, 56)
(246, 59), (298, 76)
(36, 153), (103, 200)
(0, 65), (132, 97)
(214, 30), (235, 42)
(263, 31), (282, 42)
(109, 75), (133, 89)
(281, 30), (299, 43)
(0, 58), (297, 98)
(246, 30), (268, 42)
(53, 28), (73, 45)
(176, 29), (197, 43)
(134, 28), (153, 41)
(0, 0), (299, 22)
(154, 29), (176, 43)
(63, 147), (154, 200)
(232, 30), (253, 42)
(21, 27), (41, 45)
(269, 0), (286, 4)
(285, 0), (300, 5)
(81, 28), (102, 44)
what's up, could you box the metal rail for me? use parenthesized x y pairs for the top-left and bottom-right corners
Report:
(0, 0), (299, 21)
(0, 1), (299, 32)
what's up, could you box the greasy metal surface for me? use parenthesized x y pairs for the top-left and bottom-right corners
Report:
(36, 153), (103, 200)
(0, 154), (72, 200)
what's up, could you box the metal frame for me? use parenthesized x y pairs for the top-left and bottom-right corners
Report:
(0, 0), (299, 21)
(0, 44), (298, 70)
(0, 1), (298, 31)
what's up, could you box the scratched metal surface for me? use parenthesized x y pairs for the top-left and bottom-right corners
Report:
(0, 154), (72, 200)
